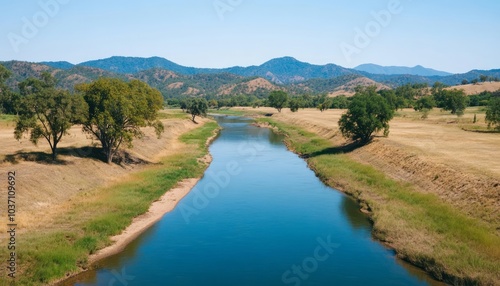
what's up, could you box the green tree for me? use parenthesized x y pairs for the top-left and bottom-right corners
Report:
(485, 96), (500, 131)
(186, 98), (208, 123)
(14, 72), (87, 160)
(442, 89), (469, 116)
(76, 78), (164, 163)
(338, 86), (394, 143)
(317, 98), (332, 112)
(331, 95), (349, 109)
(0, 64), (20, 114)
(268, 90), (288, 112)
(414, 96), (435, 111)
(432, 82), (449, 108)
(414, 96), (435, 119)
(208, 99), (218, 109)
(289, 97), (303, 112)
(480, 75), (488, 83)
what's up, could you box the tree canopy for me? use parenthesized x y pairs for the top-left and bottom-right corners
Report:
(338, 86), (394, 143)
(268, 90), (288, 112)
(0, 64), (19, 115)
(440, 89), (469, 116)
(186, 98), (208, 123)
(289, 97), (303, 112)
(14, 72), (87, 160)
(76, 78), (164, 163)
(486, 96), (500, 131)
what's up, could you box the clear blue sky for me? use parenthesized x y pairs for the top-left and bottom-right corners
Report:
(1, 0), (499, 73)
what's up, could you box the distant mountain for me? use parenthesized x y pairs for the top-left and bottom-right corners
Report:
(35, 56), (500, 87)
(2, 60), (382, 97)
(76, 56), (358, 84)
(354, 64), (452, 77)
(5, 58), (499, 96)
(40, 61), (74, 70)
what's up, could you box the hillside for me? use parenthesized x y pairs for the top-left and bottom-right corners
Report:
(1, 61), (384, 98)
(445, 81), (500, 95)
(39, 56), (500, 87)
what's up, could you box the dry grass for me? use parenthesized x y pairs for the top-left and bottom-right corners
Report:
(0, 110), (207, 234)
(446, 82), (500, 95)
(240, 107), (500, 227)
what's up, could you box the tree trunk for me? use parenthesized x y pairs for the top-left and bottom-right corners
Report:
(107, 152), (113, 164)
(51, 141), (58, 161)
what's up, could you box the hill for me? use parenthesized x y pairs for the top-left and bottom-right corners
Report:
(4, 60), (499, 98)
(75, 56), (357, 85)
(354, 64), (452, 76)
(1, 61), (383, 98)
(40, 56), (500, 87)
(445, 81), (500, 95)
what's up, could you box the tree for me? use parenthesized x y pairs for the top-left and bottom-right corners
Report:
(338, 86), (394, 143)
(186, 98), (208, 123)
(289, 97), (303, 112)
(432, 82), (449, 108)
(480, 75), (488, 83)
(0, 64), (20, 115)
(462, 79), (469, 85)
(331, 95), (349, 109)
(208, 99), (218, 109)
(441, 89), (469, 116)
(14, 72), (87, 160)
(76, 78), (164, 164)
(485, 96), (500, 131)
(317, 98), (332, 112)
(268, 90), (288, 112)
(414, 96), (435, 111)
(414, 96), (435, 119)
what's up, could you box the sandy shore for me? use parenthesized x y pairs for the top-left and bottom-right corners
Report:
(88, 177), (202, 264)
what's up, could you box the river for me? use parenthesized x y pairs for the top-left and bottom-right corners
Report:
(68, 116), (444, 286)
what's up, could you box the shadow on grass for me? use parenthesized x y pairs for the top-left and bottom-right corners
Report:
(300, 141), (367, 158)
(3, 146), (151, 166)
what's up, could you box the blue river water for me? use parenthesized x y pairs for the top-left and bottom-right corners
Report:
(69, 116), (443, 286)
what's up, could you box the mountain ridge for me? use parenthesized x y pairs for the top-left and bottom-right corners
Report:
(354, 63), (452, 77)
(38, 56), (500, 86)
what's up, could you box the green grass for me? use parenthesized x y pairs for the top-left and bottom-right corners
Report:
(157, 109), (190, 120)
(208, 108), (246, 116)
(258, 117), (500, 285)
(2, 121), (218, 286)
(0, 114), (16, 121)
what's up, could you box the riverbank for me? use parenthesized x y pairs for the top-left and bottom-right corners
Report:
(0, 111), (219, 286)
(252, 111), (500, 286)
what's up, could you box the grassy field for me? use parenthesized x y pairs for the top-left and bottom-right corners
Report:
(258, 117), (500, 285)
(0, 120), (218, 285)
